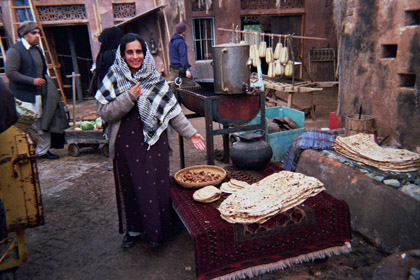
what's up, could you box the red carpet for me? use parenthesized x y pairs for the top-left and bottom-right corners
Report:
(170, 163), (352, 280)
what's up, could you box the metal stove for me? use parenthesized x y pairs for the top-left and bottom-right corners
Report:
(175, 86), (266, 167)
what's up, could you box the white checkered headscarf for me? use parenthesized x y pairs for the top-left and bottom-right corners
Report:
(95, 42), (182, 147)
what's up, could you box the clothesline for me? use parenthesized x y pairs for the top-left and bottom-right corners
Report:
(217, 28), (327, 41)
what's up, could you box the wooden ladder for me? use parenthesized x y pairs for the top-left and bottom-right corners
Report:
(8, 0), (66, 105)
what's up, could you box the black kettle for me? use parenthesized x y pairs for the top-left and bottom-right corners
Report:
(230, 130), (273, 169)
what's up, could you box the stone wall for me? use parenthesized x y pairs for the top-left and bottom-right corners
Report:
(296, 149), (420, 254)
(334, 0), (420, 150)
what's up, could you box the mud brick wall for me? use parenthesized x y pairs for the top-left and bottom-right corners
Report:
(334, 0), (420, 150)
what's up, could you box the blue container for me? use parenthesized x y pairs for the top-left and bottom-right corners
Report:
(242, 106), (305, 162)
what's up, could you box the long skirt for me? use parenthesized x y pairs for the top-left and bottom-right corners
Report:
(113, 107), (171, 244)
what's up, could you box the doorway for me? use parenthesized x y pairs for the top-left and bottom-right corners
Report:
(44, 25), (93, 100)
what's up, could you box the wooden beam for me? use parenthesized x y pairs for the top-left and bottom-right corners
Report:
(265, 96), (287, 107)
(313, 81), (339, 87)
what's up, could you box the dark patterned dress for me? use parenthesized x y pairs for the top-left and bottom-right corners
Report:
(113, 106), (171, 244)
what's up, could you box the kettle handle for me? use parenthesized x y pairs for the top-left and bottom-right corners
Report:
(254, 129), (265, 138)
(220, 49), (229, 92)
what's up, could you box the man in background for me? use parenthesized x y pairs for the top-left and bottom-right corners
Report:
(6, 21), (67, 159)
(168, 22), (196, 87)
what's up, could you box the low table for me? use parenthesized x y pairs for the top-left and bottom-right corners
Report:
(170, 163), (352, 280)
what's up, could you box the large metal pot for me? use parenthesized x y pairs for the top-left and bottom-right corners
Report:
(212, 43), (250, 94)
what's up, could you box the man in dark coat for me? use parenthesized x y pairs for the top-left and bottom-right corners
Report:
(168, 22), (196, 87)
(0, 77), (18, 134)
(6, 21), (68, 159)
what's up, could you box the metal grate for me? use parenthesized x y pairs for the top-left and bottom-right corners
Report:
(178, 86), (216, 97)
(113, 3), (136, 19)
(241, 0), (304, 10)
(37, 5), (87, 22)
(308, 48), (336, 80)
(309, 48), (335, 62)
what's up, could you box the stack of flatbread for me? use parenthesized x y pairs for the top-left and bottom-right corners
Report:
(334, 134), (420, 172)
(220, 179), (251, 193)
(193, 185), (222, 203)
(218, 171), (325, 224)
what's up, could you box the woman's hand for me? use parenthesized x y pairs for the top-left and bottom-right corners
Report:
(130, 83), (142, 98)
(190, 133), (205, 150)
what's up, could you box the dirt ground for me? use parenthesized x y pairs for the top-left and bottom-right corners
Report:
(14, 87), (390, 280)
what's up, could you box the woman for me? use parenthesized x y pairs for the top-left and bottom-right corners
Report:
(88, 27), (123, 171)
(95, 33), (205, 249)
(88, 27), (123, 96)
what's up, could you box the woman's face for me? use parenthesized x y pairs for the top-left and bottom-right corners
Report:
(123, 40), (144, 73)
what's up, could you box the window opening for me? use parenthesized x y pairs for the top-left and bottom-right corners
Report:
(242, 16), (262, 45)
(113, 3), (136, 20)
(192, 17), (215, 61)
(381, 44), (398, 58)
(14, 0), (34, 22)
(404, 10), (420, 26)
(398, 73), (416, 88)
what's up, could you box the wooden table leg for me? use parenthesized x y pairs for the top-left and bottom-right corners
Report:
(287, 92), (293, 108)
(266, 89), (276, 98)
(309, 92), (316, 120)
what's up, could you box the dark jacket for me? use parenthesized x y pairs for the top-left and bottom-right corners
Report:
(41, 76), (69, 134)
(6, 41), (47, 103)
(0, 77), (18, 133)
(169, 33), (191, 72)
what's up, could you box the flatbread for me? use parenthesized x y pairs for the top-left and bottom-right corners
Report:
(193, 185), (222, 203)
(334, 134), (420, 172)
(218, 171), (326, 224)
(230, 179), (251, 188)
(220, 182), (238, 194)
(220, 179), (251, 194)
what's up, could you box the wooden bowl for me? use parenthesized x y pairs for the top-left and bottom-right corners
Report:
(174, 165), (227, 188)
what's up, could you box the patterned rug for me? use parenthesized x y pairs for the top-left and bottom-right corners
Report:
(170, 163), (352, 280)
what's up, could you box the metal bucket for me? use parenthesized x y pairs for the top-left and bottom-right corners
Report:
(212, 43), (250, 94)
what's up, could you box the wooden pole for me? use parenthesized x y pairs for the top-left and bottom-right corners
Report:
(161, 2), (171, 42)
(156, 16), (168, 73)
(66, 27), (84, 102)
(93, 0), (102, 34)
(217, 28), (327, 41)
(66, 72), (81, 128)
(288, 35), (295, 85)
(154, 0), (170, 73)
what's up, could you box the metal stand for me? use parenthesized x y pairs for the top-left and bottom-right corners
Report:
(177, 90), (266, 168)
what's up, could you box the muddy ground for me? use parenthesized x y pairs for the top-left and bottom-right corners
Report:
(15, 88), (390, 279)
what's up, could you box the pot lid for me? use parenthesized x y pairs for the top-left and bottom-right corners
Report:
(238, 131), (264, 142)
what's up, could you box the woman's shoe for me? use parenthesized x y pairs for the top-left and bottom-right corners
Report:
(121, 233), (142, 249)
